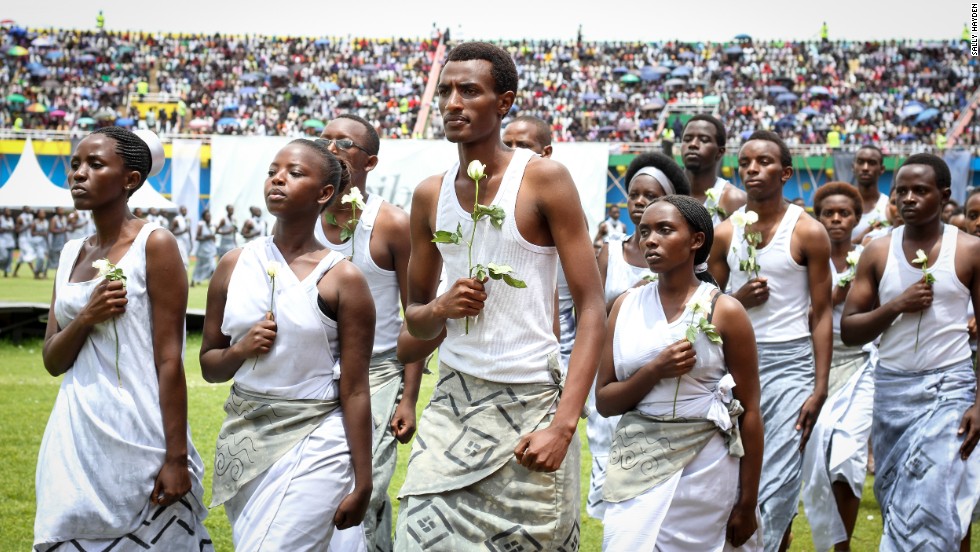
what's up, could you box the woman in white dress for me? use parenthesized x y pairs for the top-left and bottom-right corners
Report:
(589, 152), (690, 520)
(803, 182), (876, 552)
(35, 127), (212, 551)
(31, 209), (50, 278)
(191, 209), (216, 285)
(597, 195), (763, 551)
(200, 138), (373, 551)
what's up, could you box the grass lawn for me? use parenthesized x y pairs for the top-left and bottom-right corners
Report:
(4, 269), (979, 549)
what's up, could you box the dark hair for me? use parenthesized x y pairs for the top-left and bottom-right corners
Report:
(899, 153), (951, 190)
(335, 113), (380, 155)
(856, 144), (884, 163)
(744, 130), (792, 168)
(292, 139), (351, 210)
(445, 41), (518, 94)
(683, 114), (727, 146)
(652, 195), (717, 286)
(813, 181), (863, 218)
(624, 152), (691, 195)
(91, 126), (151, 196)
(509, 115), (553, 147)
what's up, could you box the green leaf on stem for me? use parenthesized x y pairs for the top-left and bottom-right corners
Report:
(501, 274), (527, 288)
(685, 325), (698, 343)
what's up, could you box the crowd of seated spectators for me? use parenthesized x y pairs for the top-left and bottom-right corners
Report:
(1, 25), (977, 150)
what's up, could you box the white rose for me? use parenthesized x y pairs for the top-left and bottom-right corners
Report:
(466, 160), (487, 182)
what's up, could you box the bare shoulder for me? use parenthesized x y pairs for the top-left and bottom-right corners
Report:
(795, 213), (831, 250)
(524, 156), (574, 186)
(859, 233), (891, 265)
(377, 200), (410, 234)
(145, 225), (181, 256)
(414, 173), (445, 202)
(956, 230), (980, 265)
(321, 258), (368, 288)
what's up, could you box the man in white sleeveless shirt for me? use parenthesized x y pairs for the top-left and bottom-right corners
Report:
(841, 154), (980, 551)
(681, 114), (746, 226)
(397, 42), (605, 551)
(314, 114), (425, 552)
(850, 145), (889, 244)
(708, 130), (832, 552)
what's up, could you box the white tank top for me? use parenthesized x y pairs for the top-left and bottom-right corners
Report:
(222, 237), (344, 399)
(613, 282), (727, 417)
(604, 236), (655, 304)
(315, 193), (400, 354)
(726, 204), (809, 343)
(435, 148), (559, 384)
(852, 192), (889, 240)
(877, 225), (971, 372)
(707, 177), (729, 227)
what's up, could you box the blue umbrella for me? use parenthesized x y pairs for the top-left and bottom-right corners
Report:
(801, 107), (820, 116)
(670, 66), (692, 77)
(724, 46), (743, 55)
(808, 85), (831, 96)
(609, 92), (628, 101)
(640, 67), (662, 82)
(767, 85), (789, 94)
(740, 130), (754, 139)
(612, 67), (629, 74)
(774, 116), (796, 129)
(45, 50), (64, 60)
(664, 78), (687, 87)
(239, 86), (258, 95)
(582, 92), (602, 101)
(9, 26), (27, 37)
(776, 92), (798, 103)
(314, 38), (330, 46)
(896, 133), (917, 141)
(78, 54), (96, 62)
(114, 117), (135, 127)
(900, 104), (925, 118)
(914, 108), (940, 124)
(734, 34), (752, 40)
(221, 104), (239, 112)
(30, 66), (50, 77)
(677, 51), (697, 60)
(217, 117), (238, 127)
(241, 72), (264, 83)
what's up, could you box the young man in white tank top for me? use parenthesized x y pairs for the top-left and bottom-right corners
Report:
(314, 114), (425, 552)
(841, 154), (980, 550)
(398, 42), (605, 551)
(850, 145), (889, 244)
(708, 130), (832, 552)
(681, 114), (746, 226)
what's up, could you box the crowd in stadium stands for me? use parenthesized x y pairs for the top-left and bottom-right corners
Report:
(1, 25), (977, 149)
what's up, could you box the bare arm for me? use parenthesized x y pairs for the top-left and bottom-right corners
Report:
(795, 217), (833, 449)
(716, 295), (763, 546)
(145, 230), (192, 506)
(708, 219), (733, 291)
(199, 248), (277, 382)
(957, 236), (980, 459)
(515, 160), (606, 472)
(839, 238), (932, 346)
(321, 261), (375, 528)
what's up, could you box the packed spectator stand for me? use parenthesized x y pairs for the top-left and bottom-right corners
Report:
(1, 24), (977, 151)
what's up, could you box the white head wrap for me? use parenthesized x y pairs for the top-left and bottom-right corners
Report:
(629, 166), (675, 196)
(132, 129), (165, 177)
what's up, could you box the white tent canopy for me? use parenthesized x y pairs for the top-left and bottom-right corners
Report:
(129, 184), (178, 211)
(0, 137), (74, 209)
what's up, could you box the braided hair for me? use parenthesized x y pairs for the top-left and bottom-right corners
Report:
(651, 194), (717, 286)
(92, 126), (151, 196)
(292, 138), (350, 210)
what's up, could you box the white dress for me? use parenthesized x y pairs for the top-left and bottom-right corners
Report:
(220, 237), (366, 551)
(602, 282), (763, 551)
(34, 222), (211, 551)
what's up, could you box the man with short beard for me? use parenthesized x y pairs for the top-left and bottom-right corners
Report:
(850, 145), (888, 244)
(681, 114), (745, 225)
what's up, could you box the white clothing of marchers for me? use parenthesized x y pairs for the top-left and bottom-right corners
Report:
(602, 281), (762, 551)
(34, 222), (210, 549)
(219, 237), (366, 551)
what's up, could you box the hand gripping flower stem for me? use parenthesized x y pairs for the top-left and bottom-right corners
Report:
(431, 160), (526, 334)
(910, 249), (935, 353)
(92, 259), (127, 387)
(251, 261), (280, 369)
(674, 295), (723, 417)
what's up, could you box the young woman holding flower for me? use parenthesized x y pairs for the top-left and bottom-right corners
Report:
(589, 151), (690, 519)
(801, 182), (875, 552)
(200, 138), (373, 550)
(35, 127), (212, 550)
(596, 195), (763, 551)
(841, 154), (980, 550)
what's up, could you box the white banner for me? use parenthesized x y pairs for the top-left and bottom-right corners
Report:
(171, 139), (203, 239)
(209, 137), (608, 237)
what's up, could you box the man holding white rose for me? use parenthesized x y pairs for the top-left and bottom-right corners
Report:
(708, 130), (832, 552)
(396, 42), (605, 551)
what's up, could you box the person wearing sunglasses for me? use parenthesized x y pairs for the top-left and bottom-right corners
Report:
(315, 114), (427, 552)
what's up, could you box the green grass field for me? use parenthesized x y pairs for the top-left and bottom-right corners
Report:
(3, 275), (978, 550)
